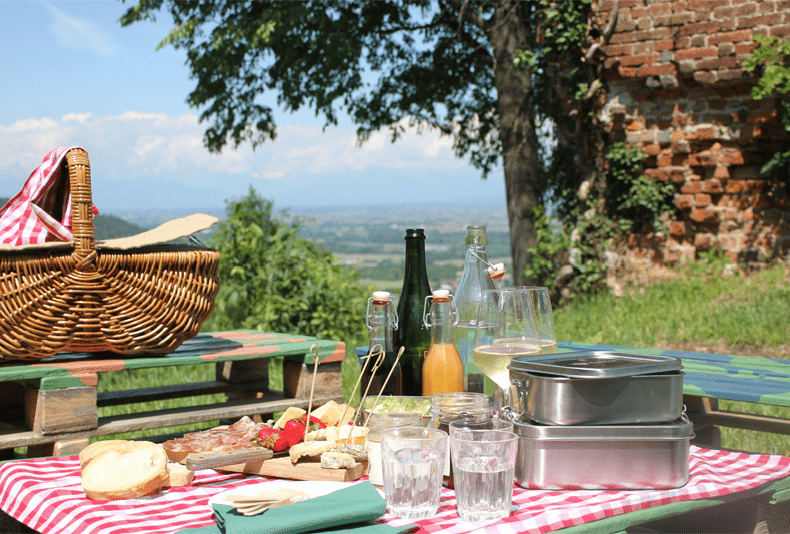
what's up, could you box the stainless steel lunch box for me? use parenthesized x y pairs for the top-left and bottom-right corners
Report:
(508, 351), (685, 425)
(513, 414), (694, 490)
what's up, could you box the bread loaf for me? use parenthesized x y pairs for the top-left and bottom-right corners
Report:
(80, 441), (168, 500)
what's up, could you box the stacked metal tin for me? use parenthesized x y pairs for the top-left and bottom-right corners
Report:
(506, 351), (692, 490)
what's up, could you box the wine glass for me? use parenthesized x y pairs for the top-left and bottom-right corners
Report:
(519, 287), (556, 354)
(472, 288), (541, 416)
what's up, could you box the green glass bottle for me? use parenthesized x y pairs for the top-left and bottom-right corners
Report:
(395, 228), (432, 396)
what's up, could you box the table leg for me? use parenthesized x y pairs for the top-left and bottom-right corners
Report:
(684, 395), (722, 449)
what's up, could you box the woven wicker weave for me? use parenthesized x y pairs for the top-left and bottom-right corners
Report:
(0, 148), (220, 361)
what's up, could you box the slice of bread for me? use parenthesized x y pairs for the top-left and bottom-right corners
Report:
(79, 440), (129, 468)
(164, 461), (195, 487)
(81, 441), (168, 500)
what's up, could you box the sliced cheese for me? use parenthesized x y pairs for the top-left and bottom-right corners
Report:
(321, 452), (356, 469)
(289, 440), (336, 464)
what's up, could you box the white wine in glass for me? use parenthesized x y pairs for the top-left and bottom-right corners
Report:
(472, 343), (541, 390)
(473, 288), (541, 416)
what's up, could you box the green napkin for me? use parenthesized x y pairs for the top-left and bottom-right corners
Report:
(176, 482), (419, 534)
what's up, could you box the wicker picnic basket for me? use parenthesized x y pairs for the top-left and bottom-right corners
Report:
(0, 148), (220, 361)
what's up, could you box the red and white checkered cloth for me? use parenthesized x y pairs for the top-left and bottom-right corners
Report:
(1, 446), (789, 534)
(0, 146), (99, 245)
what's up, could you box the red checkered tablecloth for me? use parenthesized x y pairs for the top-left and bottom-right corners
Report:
(2, 446), (789, 534)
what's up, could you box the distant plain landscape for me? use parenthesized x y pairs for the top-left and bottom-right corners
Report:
(105, 201), (514, 293)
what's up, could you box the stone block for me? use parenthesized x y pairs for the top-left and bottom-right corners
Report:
(682, 181), (704, 194)
(669, 221), (686, 236)
(695, 193), (713, 207)
(713, 165), (731, 179)
(702, 179), (723, 193)
(690, 208), (719, 223)
(676, 194), (694, 209)
(694, 233), (718, 251)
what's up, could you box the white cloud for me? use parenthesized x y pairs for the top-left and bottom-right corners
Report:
(0, 110), (463, 179)
(46, 2), (118, 58)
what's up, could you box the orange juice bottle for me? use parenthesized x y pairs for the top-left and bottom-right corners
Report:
(422, 290), (464, 396)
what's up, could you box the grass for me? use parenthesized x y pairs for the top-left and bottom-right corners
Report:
(81, 262), (790, 457)
(554, 262), (790, 455)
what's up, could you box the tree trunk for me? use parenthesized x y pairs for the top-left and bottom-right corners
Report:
(488, 0), (542, 286)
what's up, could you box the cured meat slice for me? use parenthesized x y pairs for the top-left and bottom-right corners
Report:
(163, 416), (273, 462)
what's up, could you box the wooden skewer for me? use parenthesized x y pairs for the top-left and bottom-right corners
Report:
(337, 344), (382, 429)
(302, 344), (321, 444)
(346, 347), (386, 443)
(363, 346), (405, 428)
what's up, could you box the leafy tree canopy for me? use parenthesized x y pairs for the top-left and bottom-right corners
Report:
(120, 0), (500, 174)
(203, 186), (370, 342)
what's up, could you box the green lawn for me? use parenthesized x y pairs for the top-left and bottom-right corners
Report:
(92, 262), (789, 456)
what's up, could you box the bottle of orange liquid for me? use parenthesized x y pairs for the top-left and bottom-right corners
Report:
(421, 290), (464, 396)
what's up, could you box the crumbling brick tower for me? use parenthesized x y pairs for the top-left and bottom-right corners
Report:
(592, 0), (790, 269)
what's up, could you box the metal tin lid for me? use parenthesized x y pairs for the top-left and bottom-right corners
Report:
(513, 414), (694, 441)
(508, 351), (682, 378)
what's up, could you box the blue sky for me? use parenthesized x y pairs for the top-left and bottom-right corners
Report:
(0, 0), (507, 214)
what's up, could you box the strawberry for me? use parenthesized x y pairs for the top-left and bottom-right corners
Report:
(283, 420), (306, 447)
(256, 428), (290, 452)
(299, 414), (326, 432)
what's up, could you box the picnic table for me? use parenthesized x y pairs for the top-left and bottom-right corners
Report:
(557, 341), (790, 448)
(1, 446), (789, 534)
(0, 331), (346, 458)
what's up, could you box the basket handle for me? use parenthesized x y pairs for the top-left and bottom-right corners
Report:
(64, 148), (95, 257)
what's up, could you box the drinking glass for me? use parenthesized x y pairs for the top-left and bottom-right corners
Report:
(449, 429), (518, 522)
(448, 418), (513, 436)
(380, 426), (447, 520)
(519, 287), (556, 354)
(473, 288), (541, 415)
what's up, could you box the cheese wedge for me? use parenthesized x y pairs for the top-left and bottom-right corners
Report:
(275, 407), (306, 429)
(320, 452), (356, 469)
(289, 440), (336, 463)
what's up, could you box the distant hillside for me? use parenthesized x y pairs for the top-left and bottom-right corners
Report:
(94, 214), (145, 240)
(0, 198), (144, 240)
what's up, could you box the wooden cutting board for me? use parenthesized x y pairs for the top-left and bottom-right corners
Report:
(209, 455), (367, 482)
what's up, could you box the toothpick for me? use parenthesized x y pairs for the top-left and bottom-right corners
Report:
(338, 344), (381, 428)
(302, 344), (321, 444)
(363, 347), (405, 428)
(346, 347), (385, 443)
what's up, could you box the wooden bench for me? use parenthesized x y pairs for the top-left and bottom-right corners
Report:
(0, 331), (346, 458)
(558, 341), (790, 448)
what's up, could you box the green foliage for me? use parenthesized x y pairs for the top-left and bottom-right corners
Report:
(203, 187), (370, 343)
(743, 35), (790, 182)
(605, 142), (675, 235)
(523, 205), (571, 286)
(525, 204), (611, 296)
(119, 0), (501, 177)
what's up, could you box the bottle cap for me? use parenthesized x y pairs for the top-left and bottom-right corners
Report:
(372, 291), (391, 300)
(432, 289), (450, 298)
(486, 263), (506, 280)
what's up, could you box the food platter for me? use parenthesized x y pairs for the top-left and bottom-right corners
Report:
(200, 453), (367, 482)
(164, 400), (370, 482)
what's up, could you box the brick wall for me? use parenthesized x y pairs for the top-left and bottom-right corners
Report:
(592, 0), (790, 269)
